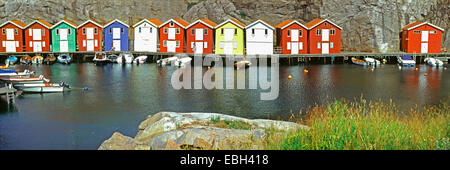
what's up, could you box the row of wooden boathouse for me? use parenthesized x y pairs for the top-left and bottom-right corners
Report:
(0, 18), (445, 55)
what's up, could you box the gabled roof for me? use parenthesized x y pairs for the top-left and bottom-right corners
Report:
(276, 20), (308, 30)
(215, 18), (246, 29)
(0, 20), (26, 29)
(50, 19), (78, 29)
(245, 19), (275, 30)
(24, 19), (53, 29)
(186, 19), (217, 29)
(160, 18), (190, 28)
(77, 20), (103, 28)
(133, 18), (163, 28)
(104, 19), (129, 28)
(305, 18), (342, 30)
(402, 21), (444, 31)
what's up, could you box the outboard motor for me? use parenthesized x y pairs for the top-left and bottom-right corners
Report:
(59, 81), (71, 89)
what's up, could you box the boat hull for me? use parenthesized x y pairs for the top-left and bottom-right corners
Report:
(19, 86), (64, 93)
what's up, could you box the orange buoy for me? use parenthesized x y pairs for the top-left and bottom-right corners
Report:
(304, 69), (308, 73)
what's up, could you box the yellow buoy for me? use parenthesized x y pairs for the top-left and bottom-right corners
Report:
(208, 66), (211, 70)
(288, 75), (292, 79)
(304, 69), (308, 73)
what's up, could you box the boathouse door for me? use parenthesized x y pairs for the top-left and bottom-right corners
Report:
(291, 42), (298, 54)
(6, 29), (14, 40)
(322, 29), (329, 41)
(195, 42), (203, 54)
(5, 41), (16, 52)
(60, 41), (68, 52)
(224, 42), (233, 55)
(87, 40), (94, 51)
(113, 40), (121, 51)
(322, 43), (329, 54)
(195, 29), (203, 40)
(421, 31), (428, 42)
(421, 43), (428, 53)
(33, 29), (42, 41)
(167, 41), (176, 52)
(33, 42), (42, 52)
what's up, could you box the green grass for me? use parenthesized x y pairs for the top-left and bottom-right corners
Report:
(265, 99), (449, 150)
(205, 116), (253, 130)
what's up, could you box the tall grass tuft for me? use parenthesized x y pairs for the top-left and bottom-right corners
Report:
(265, 99), (449, 150)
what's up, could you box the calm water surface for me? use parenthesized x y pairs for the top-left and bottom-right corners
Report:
(0, 63), (448, 149)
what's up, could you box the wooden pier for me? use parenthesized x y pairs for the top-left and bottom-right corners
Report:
(0, 51), (449, 64)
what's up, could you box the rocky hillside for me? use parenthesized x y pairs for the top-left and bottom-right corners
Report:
(0, 0), (448, 52)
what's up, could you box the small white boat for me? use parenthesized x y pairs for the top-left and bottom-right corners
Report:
(351, 58), (367, 66)
(424, 57), (444, 67)
(0, 75), (49, 84)
(174, 57), (192, 67)
(108, 54), (118, 63)
(118, 53), (134, 64)
(398, 55), (415, 67)
(14, 81), (70, 93)
(157, 56), (178, 66)
(93, 52), (109, 65)
(364, 57), (381, 66)
(0, 69), (34, 77)
(133, 55), (148, 64)
(57, 54), (71, 64)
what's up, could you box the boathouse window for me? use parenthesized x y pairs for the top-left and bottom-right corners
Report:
(330, 42), (334, 49)
(317, 42), (321, 49)
(204, 28), (208, 35)
(163, 40), (167, 47)
(316, 29), (321, 35)
(191, 29), (195, 35)
(42, 29), (45, 36)
(287, 42), (291, 50)
(176, 41), (180, 47)
(265, 29), (268, 35)
(324, 23), (327, 26)
(56, 29), (59, 35)
(150, 28), (152, 33)
(170, 22), (174, 27)
(299, 29), (302, 36)
(221, 28), (224, 35)
(252, 29), (255, 35)
(330, 29), (335, 35)
(68, 29), (71, 35)
(121, 28), (124, 34)
(82, 28), (86, 35)
(109, 28), (112, 34)
(29, 41), (32, 47)
(2, 28), (4, 35)
(233, 42), (237, 49)
(94, 28), (98, 34)
(164, 28), (168, 34)
(176, 28), (180, 34)
(204, 42), (207, 48)
(234, 28), (237, 35)
(414, 30), (421, 34)
(287, 29), (290, 37)
(15, 28), (18, 35)
(430, 31), (437, 34)
(139, 27), (142, 33)
(220, 42), (223, 49)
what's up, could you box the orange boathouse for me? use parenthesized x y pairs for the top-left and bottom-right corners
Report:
(401, 21), (444, 54)
(305, 19), (342, 54)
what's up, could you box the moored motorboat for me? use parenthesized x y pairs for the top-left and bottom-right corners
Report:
(424, 57), (444, 67)
(364, 57), (381, 66)
(174, 57), (192, 67)
(234, 60), (251, 68)
(133, 55), (148, 64)
(20, 56), (32, 65)
(44, 54), (57, 65)
(124, 53), (134, 64)
(108, 54), (118, 63)
(5, 56), (18, 65)
(93, 52), (109, 65)
(0, 69), (34, 77)
(14, 81), (70, 93)
(397, 55), (415, 67)
(351, 58), (367, 66)
(157, 56), (178, 66)
(0, 75), (50, 84)
(57, 54), (71, 64)
(32, 55), (44, 64)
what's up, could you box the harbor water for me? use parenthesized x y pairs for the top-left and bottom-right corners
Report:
(0, 63), (448, 149)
